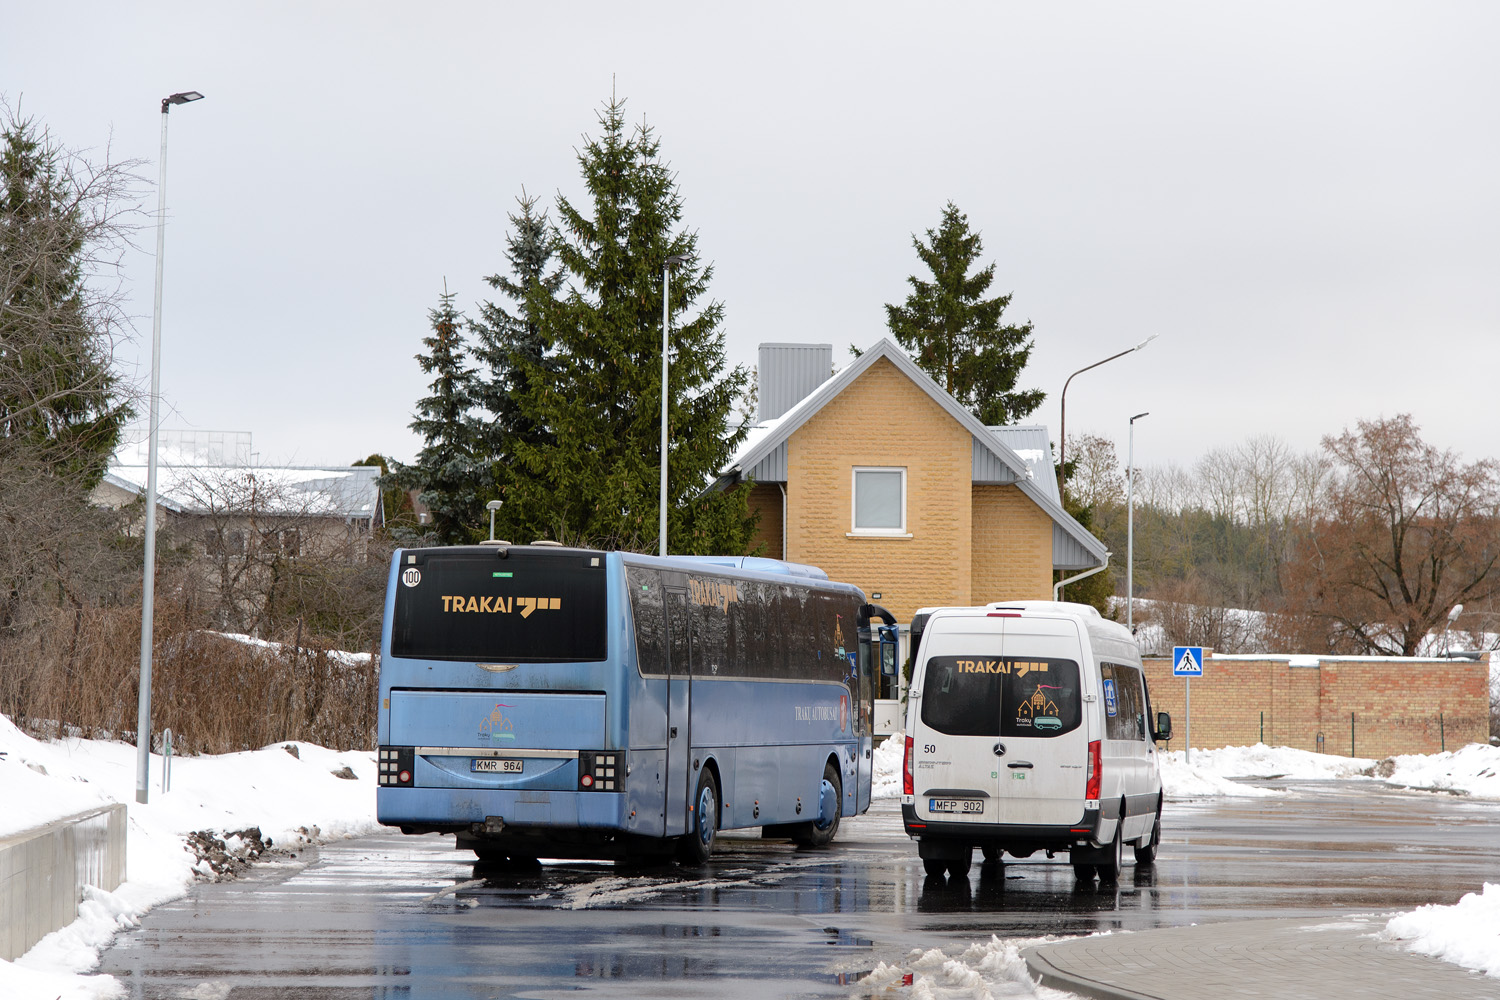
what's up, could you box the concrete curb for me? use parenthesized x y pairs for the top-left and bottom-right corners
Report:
(1023, 916), (1500, 1000)
(1025, 944), (1162, 1000)
(0, 803), (127, 961)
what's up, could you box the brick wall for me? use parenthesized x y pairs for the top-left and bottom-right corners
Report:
(785, 357), (973, 623)
(1142, 653), (1491, 758)
(971, 484), (1054, 603)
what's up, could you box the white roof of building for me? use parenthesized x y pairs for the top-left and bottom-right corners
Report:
(104, 464), (381, 519)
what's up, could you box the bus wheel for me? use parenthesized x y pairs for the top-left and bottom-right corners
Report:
(677, 770), (719, 865)
(794, 762), (842, 848)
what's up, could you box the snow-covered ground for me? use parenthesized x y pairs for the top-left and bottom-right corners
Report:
(5, 720), (1499, 999)
(0, 714), (378, 1000)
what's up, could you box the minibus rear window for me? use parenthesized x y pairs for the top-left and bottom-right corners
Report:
(921, 656), (1083, 737)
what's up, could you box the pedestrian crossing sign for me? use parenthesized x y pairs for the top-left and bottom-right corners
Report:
(1172, 645), (1204, 677)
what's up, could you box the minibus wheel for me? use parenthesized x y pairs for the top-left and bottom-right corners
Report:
(923, 858), (948, 878)
(1134, 802), (1162, 865)
(981, 845), (1002, 864)
(1096, 823), (1124, 883)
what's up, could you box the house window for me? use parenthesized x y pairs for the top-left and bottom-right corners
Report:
(851, 467), (907, 536)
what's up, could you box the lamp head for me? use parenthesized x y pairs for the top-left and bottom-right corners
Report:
(1448, 604), (1463, 623)
(1133, 333), (1159, 352)
(665, 253), (689, 268)
(1130, 411), (1150, 423)
(162, 91), (205, 113)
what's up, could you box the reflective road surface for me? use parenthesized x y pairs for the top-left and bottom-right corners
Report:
(100, 781), (1499, 999)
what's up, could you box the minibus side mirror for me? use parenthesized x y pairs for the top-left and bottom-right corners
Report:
(1154, 712), (1173, 742)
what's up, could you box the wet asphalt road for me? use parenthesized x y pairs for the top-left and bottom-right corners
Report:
(100, 780), (1498, 999)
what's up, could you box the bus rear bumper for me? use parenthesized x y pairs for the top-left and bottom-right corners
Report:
(378, 787), (628, 833)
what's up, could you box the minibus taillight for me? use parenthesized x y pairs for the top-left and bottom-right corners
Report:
(1085, 740), (1101, 800)
(903, 736), (914, 796)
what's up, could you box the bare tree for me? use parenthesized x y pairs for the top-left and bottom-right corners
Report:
(172, 469), (367, 637)
(1281, 415), (1500, 656)
(1066, 433), (1124, 511)
(1, 102), (145, 635)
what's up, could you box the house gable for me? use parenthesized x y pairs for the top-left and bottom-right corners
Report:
(785, 356), (974, 616)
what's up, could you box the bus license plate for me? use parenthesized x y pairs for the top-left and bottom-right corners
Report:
(929, 798), (983, 815)
(471, 758), (523, 774)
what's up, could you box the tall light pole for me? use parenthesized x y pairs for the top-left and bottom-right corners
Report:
(136, 90), (204, 805)
(659, 253), (688, 557)
(1057, 334), (1157, 500)
(1127, 411), (1149, 634)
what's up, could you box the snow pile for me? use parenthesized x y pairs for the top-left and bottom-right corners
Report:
(873, 732), (905, 799)
(860, 935), (1071, 999)
(1160, 743), (1374, 799)
(1378, 743), (1500, 799)
(1384, 883), (1500, 978)
(0, 714), (379, 999)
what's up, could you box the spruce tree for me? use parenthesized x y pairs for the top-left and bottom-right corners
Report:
(885, 202), (1044, 425)
(0, 112), (131, 486)
(469, 190), (563, 543)
(508, 97), (755, 553)
(392, 285), (481, 544)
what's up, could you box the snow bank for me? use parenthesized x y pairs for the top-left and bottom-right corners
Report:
(873, 732), (905, 799)
(0, 715), (378, 999)
(1378, 743), (1500, 799)
(206, 630), (373, 667)
(1160, 743), (1375, 799)
(1384, 883), (1500, 978)
(860, 935), (1072, 999)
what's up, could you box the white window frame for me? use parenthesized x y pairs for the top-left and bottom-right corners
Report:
(849, 466), (910, 538)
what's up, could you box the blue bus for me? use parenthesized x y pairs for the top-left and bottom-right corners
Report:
(376, 543), (898, 865)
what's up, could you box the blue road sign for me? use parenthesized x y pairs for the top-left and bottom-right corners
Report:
(1172, 645), (1204, 677)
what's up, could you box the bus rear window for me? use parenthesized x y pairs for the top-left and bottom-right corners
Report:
(921, 656), (1082, 737)
(391, 549), (607, 662)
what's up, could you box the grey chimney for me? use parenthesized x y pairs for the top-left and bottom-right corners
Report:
(758, 343), (833, 422)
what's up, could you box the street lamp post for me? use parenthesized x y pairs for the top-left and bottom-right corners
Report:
(136, 90), (204, 806)
(1057, 334), (1157, 500)
(659, 253), (688, 558)
(1127, 411), (1149, 634)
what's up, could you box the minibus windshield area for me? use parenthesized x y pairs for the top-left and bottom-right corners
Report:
(921, 656), (1082, 737)
(391, 549), (607, 662)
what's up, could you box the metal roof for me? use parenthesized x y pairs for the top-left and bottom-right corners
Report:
(104, 464), (382, 520)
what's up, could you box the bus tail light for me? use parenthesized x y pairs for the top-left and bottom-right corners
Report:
(1085, 740), (1101, 800)
(378, 746), (415, 787)
(578, 751), (620, 791)
(903, 736), (914, 796)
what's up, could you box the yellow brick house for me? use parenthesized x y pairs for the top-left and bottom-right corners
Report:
(707, 341), (1108, 732)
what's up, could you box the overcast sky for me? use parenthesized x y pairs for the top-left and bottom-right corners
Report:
(6, 3), (1497, 476)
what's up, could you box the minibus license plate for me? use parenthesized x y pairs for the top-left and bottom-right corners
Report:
(929, 798), (983, 815)
(471, 758), (523, 774)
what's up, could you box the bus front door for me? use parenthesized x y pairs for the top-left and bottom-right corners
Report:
(663, 588), (692, 837)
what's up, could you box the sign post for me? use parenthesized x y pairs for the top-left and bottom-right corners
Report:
(1172, 645), (1203, 762)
